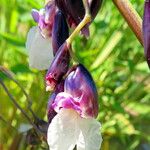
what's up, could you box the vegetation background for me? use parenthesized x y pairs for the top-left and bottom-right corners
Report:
(0, 0), (150, 149)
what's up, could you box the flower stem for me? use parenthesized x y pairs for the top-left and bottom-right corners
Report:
(112, 0), (143, 46)
(66, 14), (91, 45)
(66, 0), (91, 62)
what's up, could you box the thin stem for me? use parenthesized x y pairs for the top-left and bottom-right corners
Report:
(66, 0), (91, 46)
(66, 15), (91, 45)
(112, 0), (143, 46)
(82, 0), (90, 15)
(0, 66), (37, 119)
(0, 78), (44, 137)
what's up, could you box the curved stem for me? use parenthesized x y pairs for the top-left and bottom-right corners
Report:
(66, 14), (91, 45)
(0, 78), (45, 137)
(66, 0), (91, 61)
(0, 66), (37, 119)
(112, 0), (143, 46)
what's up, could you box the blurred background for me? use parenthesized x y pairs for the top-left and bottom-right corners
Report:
(0, 0), (150, 150)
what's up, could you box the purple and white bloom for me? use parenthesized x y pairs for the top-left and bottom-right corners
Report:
(47, 64), (102, 150)
(26, 1), (56, 70)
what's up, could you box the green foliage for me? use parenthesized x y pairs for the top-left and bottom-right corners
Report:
(0, 0), (149, 150)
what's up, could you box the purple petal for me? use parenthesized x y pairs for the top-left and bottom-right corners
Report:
(64, 64), (99, 118)
(31, 9), (39, 22)
(52, 92), (82, 114)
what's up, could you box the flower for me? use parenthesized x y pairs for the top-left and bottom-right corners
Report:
(143, 0), (150, 68)
(47, 64), (102, 150)
(53, 64), (99, 118)
(26, 1), (56, 70)
(47, 109), (102, 150)
(26, 2), (69, 70)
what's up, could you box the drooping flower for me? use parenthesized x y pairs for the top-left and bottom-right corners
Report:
(47, 64), (102, 150)
(26, 1), (56, 70)
(53, 64), (99, 118)
(143, 0), (150, 68)
(26, 1), (69, 70)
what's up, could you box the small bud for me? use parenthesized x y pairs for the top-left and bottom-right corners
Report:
(46, 43), (70, 91)
(143, 1), (150, 68)
(52, 10), (69, 55)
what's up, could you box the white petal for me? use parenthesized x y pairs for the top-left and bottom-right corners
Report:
(77, 118), (102, 150)
(26, 26), (54, 70)
(47, 109), (79, 150)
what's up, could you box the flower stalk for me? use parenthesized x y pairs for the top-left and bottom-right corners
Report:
(112, 0), (143, 46)
(66, 0), (91, 45)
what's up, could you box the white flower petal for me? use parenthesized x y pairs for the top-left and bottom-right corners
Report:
(77, 118), (102, 150)
(26, 26), (54, 70)
(47, 109), (79, 150)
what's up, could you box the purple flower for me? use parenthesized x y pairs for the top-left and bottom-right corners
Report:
(143, 1), (150, 68)
(46, 42), (70, 91)
(52, 64), (99, 118)
(47, 65), (102, 150)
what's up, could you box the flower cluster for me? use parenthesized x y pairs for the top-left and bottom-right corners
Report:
(26, 0), (103, 150)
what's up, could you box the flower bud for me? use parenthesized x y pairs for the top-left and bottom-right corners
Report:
(46, 43), (70, 91)
(52, 10), (69, 55)
(143, 1), (150, 68)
